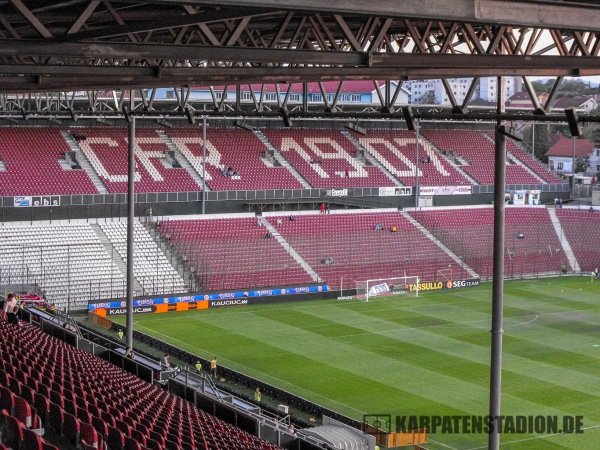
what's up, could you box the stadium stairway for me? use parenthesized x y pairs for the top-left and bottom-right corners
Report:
(61, 130), (109, 194)
(482, 133), (546, 184)
(254, 130), (312, 188)
(343, 131), (404, 187)
(506, 151), (546, 183)
(90, 223), (145, 294)
(260, 217), (321, 282)
(547, 208), (581, 272)
(156, 129), (209, 191)
(401, 210), (480, 279)
(421, 135), (479, 185)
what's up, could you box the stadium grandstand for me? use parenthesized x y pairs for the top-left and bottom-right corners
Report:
(1, 1), (600, 450)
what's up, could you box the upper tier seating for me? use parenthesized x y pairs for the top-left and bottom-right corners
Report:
(357, 130), (472, 186)
(0, 311), (282, 450)
(166, 128), (304, 190)
(265, 211), (471, 288)
(423, 130), (543, 185)
(76, 127), (201, 193)
(409, 207), (568, 279)
(0, 223), (127, 310)
(554, 208), (600, 272)
(99, 222), (187, 295)
(263, 129), (396, 188)
(160, 217), (314, 291)
(0, 128), (98, 195)
(503, 137), (561, 183)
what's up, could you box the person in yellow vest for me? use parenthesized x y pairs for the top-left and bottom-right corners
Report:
(210, 357), (218, 378)
(117, 330), (124, 340)
(195, 361), (202, 373)
(254, 387), (262, 403)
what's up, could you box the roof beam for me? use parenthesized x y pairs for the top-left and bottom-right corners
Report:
(9, 0), (52, 38)
(55, 7), (276, 42)
(151, 0), (600, 32)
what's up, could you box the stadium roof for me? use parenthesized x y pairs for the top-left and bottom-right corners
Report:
(1, 0), (600, 94)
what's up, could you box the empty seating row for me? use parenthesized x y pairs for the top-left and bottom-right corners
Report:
(265, 211), (472, 288)
(409, 207), (570, 279)
(167, 127), (304, 191)
(357, 130), (472, 186)
(160, 217), (314, 291)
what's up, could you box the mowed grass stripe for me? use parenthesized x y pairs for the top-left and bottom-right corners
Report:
(299, 296), (600, 408)
(203, 311), (499, 416)
(207, 309), (586, 422)
(292, 307), (598, 419)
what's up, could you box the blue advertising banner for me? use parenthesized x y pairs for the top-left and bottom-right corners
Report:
(88, 284), (329, 311)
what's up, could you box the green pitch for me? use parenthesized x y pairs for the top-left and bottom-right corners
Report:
(119, 277), (600, 449)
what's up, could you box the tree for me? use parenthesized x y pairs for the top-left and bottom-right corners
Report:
(574, 157), (590, 174)
(521, 124), (552, 163)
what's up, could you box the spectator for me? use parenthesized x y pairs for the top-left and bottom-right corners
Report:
(320, 203), (326, 214)
(389, 226), (398, 233)
(257, 219), (263, 227)
(276, 218), (283, 226)
(559, 197), (563, 208)
(590, 206), (595, 212)
(374, 223), (383, 231)
(264, 232), (272, 239)
(345, 169), (349, 177)
(4, 293), (16, 319)
(289, 215), (296, 222)
(125, 347), (135, 360)
(10, 306), (22, 327)
(160, 353), (171, 369)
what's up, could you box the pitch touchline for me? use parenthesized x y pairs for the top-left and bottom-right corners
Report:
(133, 323), (368, 416)
(504, 314), (539, 328)
(427, 437), (461, 450)
(465, 423), (600, 450)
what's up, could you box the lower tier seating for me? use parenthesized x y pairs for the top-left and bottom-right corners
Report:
(0, 310), (282, 450)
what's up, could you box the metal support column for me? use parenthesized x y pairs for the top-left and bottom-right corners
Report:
(488, 77), (506, 450)
(202, 115), (207, 215)
(571, 137), (577, 197)
(414, 119), (420, 208)
(125, 97), (135, 348)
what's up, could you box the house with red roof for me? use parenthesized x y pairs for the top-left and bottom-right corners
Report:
(507, 91), (549, 109)
(545, 135), (598, 176)
(550, 96), (598, 113)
